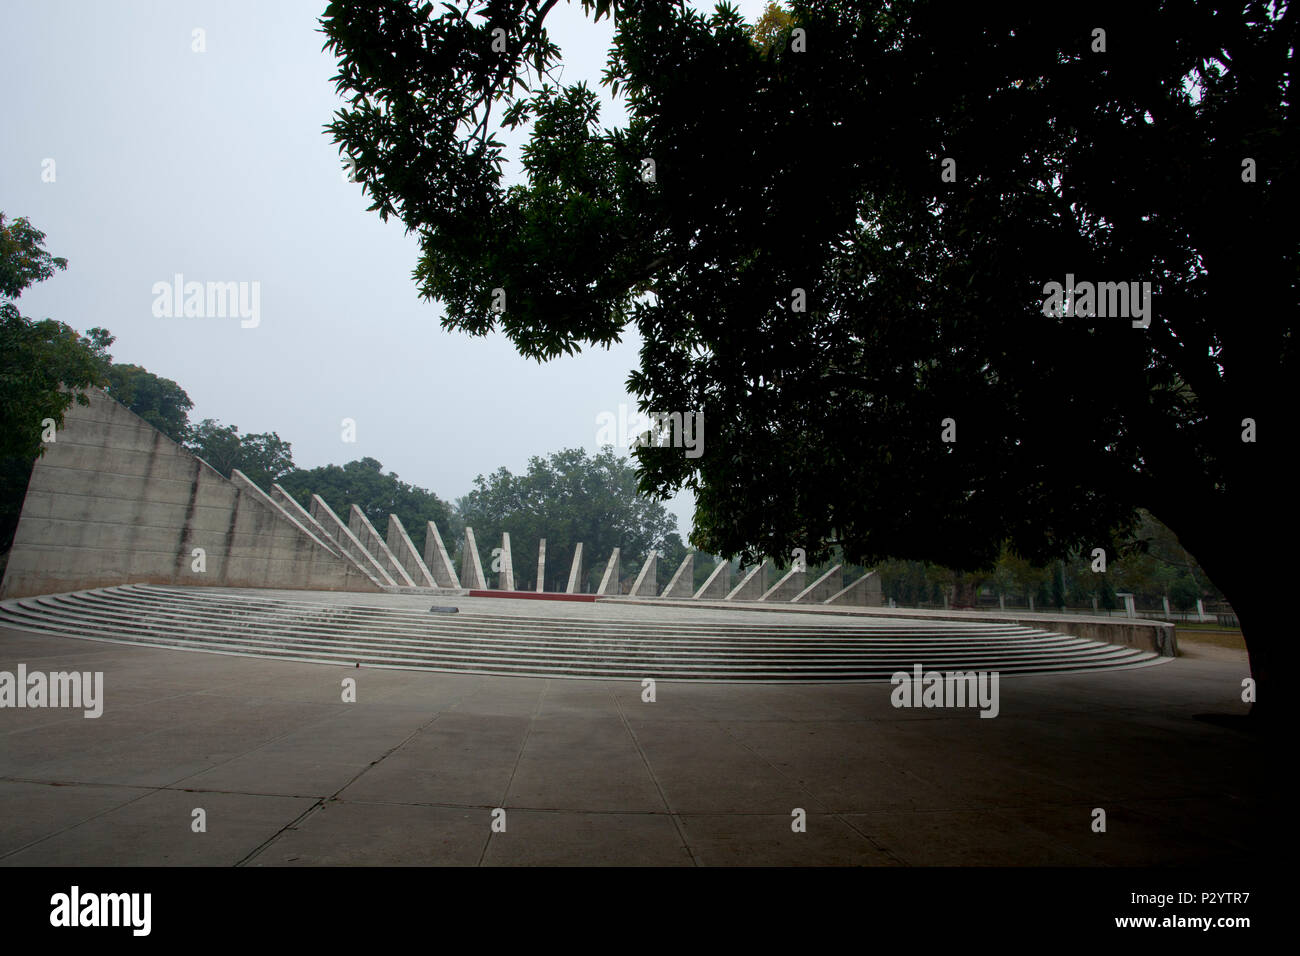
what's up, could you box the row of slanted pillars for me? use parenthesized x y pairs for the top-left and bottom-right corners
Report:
(257, 477), (880, 605)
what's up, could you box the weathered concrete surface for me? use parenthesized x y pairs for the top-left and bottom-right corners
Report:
(536, 539), (546, 593)
(694, 559), (730, 600)
(982, 614), (1178, 657)
(794, 565), (843, 603)
(661, 553), (695, 599)
(499, 533), (515, 591)
(385, 514), (437, 588)
(0, 390), (380, 598)
(460, 527), (487, 590)
(231, 471), (337, 557)
(270, 484), (387, 588)
(310, 496), (396, 588)
(827, 570), (883, 607)
(0, 619), (1260, 866)
(422, 521), (461, 590)
(761, 565), (806, 602)
(726, 560), (771, 601)
(349, 505), (415, 587)
(619, 592), (1177, 657)
(270, 484), (341, 556)
(597, 549), (621, 596)
(566, 543), (584, 594)
(630, 553), (658, 597)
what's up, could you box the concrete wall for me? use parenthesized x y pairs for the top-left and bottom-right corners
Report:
(0, 389), (381, 598)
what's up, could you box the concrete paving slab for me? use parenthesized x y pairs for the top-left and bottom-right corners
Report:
(1, 788), (315, 866)
(479, 811), (691, 867)
(0, 622), (1263, 866)
(246, 801), (485, 867)
(841, 808), (1103, 866)
(0, 780), (153, 857)
(679, 812), (899, 866)
(504, 716), (665, 812)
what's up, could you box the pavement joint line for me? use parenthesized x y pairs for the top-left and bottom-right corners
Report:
(233, 798), (327, 867)
(7, 777), (1214, 817)
(476, 680), (549, 867)
(0, 776), (169, 863)
(610, 684), (699, 867)
(234, 703), (458, 867)
(0, 683), (372, 862)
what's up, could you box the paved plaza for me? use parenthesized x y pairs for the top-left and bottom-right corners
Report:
(0, 602), (1258, 866)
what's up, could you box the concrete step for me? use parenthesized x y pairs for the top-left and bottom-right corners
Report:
(5, 605), (1143, 673)
(51, 591), (1096, 652)
(0, 585), (1160, 681)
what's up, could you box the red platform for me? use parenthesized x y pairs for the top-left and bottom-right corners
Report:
(466, 590), (599, 602)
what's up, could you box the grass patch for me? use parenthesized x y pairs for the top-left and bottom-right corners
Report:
(1175, 628), (1246, 651)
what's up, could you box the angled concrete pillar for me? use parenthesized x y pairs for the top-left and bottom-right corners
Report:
(310, 495), (397, 587)
(793, 564), (842, 603)
(761, 565), (806, 602)
(499, 532), (515, 591)
(460, 526), (487, 590)
(233, 471), (337, 556)
(422, 520), (461, 589)
(630, 552), (658, 597)
(276, 486), (387, 588)
(726, 559), (771, 601)
(824, 570), (882, 606)
(597, 548), (620, 596)
(693, 558), (730, 599)
(386, 514), (436, 587)
(272, 483), (340, 556)
(536, 538), (546, 592)
(349, 504), (415, 587)
(565, 543), (584, 594)
(661, 553), (695, 598)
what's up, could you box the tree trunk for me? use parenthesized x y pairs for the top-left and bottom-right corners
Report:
(1163, 517), (1284, 724)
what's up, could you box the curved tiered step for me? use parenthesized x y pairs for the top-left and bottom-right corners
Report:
(0, 585), (1163, 682)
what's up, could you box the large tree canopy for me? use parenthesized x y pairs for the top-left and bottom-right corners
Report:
(278, 457), (457, 557)
(187, 419), (297, 490)
(322, 0), (1295, 703)
(105, 364), (194, 445)
(0, 214), (112, 552)
(458, 446), (677, 590)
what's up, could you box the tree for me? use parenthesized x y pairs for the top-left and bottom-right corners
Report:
(105, 364), (194, 444)
(457, 447), (676, 591)
(745, 1), (796, 53)
(187, 419), (296, 490)
(322, 1), (1295, 713)
(0, 213), (112, 553)
(0, 212), (69, 299)
(278, 457), (455, 557)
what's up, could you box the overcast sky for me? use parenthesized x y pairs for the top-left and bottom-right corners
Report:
(1, 0), (770, 535)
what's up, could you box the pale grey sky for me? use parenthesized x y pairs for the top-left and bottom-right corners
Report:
(1, 0), (770, 534)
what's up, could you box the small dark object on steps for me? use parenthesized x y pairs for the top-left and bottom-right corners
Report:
(429, 606), (459, 614)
